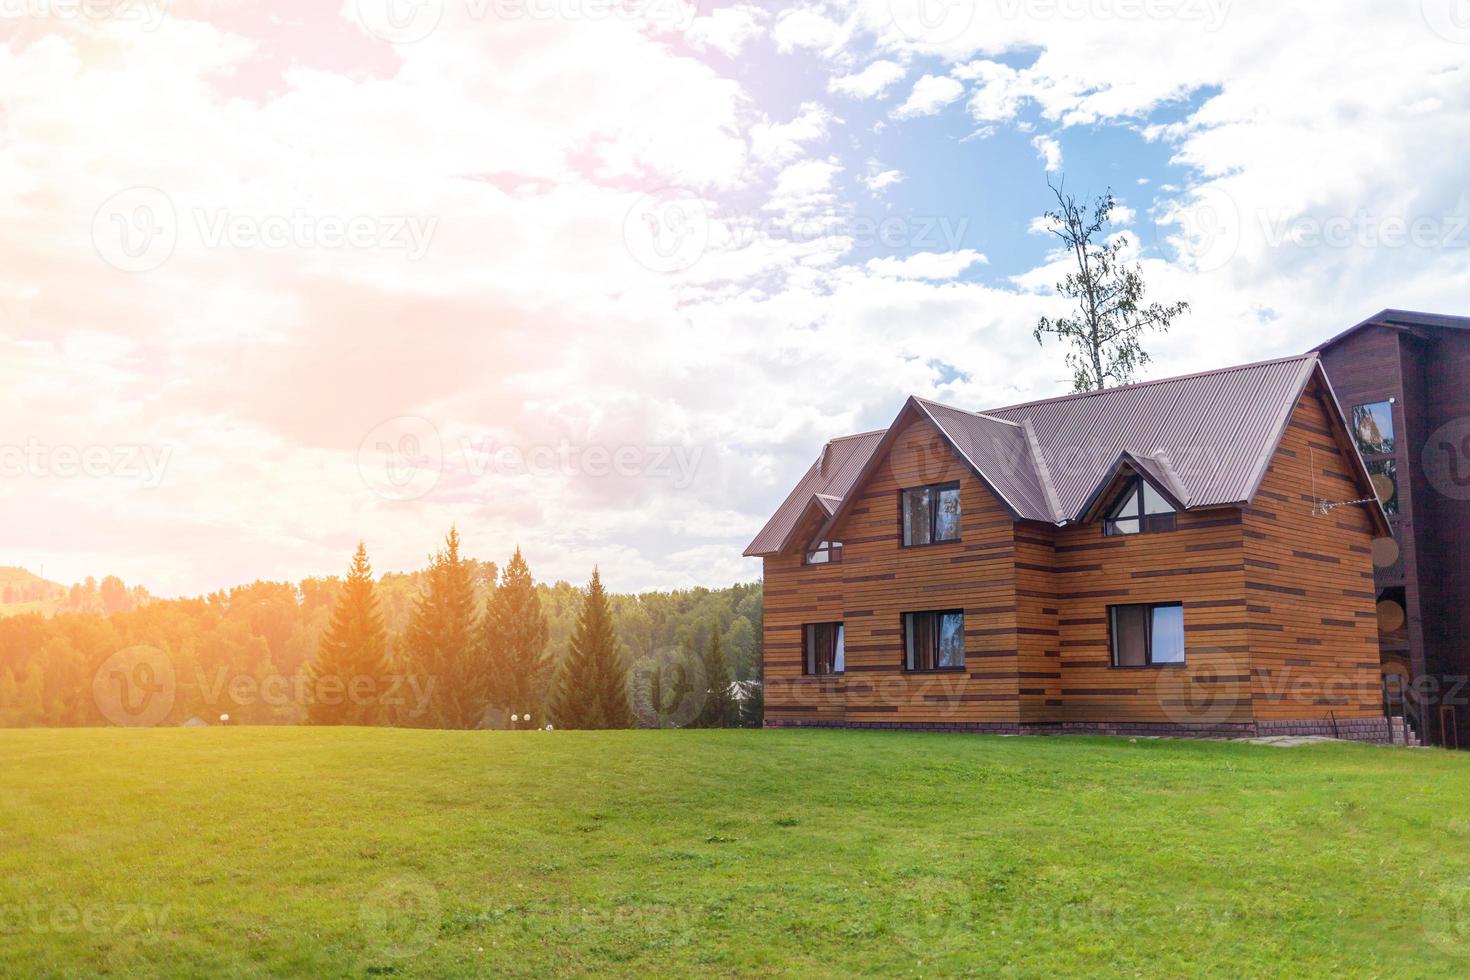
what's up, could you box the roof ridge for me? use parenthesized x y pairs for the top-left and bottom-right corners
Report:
(825, 428), (887, 444)
(982, 353), (1319, 416)
(913, 395), (1022, 427)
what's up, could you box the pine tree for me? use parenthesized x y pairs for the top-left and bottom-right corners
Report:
(401, 529), (485, 729)
(698, 620), (734, 728)
(738, 680), (764, 729)
(483, 547), (552, 726)
(550, 568), (633, 729)
(306, 543), (390, 726)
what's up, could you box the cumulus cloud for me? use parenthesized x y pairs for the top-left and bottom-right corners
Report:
(865, 250), (988, 280)
(893, 74), (966, 118)
(829, 59), (907, 98)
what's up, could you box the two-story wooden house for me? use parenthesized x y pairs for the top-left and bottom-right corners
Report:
(745, 354), (1396, 741)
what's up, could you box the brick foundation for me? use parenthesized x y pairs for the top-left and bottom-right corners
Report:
(764, 716), (1394, 744)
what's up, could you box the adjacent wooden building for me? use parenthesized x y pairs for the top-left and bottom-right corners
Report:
(1315, 309), (1470, 747)
(746, 355), (1396, 741)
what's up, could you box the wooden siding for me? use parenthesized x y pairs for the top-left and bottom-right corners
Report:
(1244, 382), (1383, 720)
(762, 416), (1021, 726)
(761, 385), (1383, 730)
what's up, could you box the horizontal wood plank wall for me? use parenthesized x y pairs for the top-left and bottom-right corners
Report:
(1014, 524), (1061, 723)
(1245, 384), (1382, 720)
(1048, 505), (1252, 724)
(763, 415), (1022, 725)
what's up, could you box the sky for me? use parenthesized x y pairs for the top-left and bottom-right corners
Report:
(2, 0), (1468, 597)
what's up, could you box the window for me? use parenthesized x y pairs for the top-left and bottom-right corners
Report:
(903, 610), (965, 671)
(901, 483), (961, 546)
(1103, 477), (1177, 536)
(1109, 603), (1185, 667)
(1352, 400), (1396, 456)
(803, 623), (844, 675)
(1367, 459), (1400, 515)
(804, 540), (843, 565)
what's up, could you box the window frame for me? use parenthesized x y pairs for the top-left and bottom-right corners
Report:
(902, 609), (966, 672)
(803, 540), (843, 566)
(1351, 399), (1397, 457)
(899, 482), (962, 548)
(1102, 476), (1178, 537)
(802, 622), (844, 676)
(1107, 602), (1186, 668)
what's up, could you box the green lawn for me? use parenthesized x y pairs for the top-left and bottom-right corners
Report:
(3, 729), (1470, 977)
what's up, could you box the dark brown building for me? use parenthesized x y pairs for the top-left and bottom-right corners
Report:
(1315, 309), (1470, 747)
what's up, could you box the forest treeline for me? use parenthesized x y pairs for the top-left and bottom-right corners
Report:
(0, 535), (762, 729)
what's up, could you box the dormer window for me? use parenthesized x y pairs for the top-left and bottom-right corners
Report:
(1104, 477), (1177, 536)
(805, 540), (843, 565)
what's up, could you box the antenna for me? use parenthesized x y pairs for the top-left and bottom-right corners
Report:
(1309, 446), (1379, 516)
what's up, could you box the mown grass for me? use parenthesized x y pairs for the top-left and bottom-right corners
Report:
(2, 728), (1470, 977)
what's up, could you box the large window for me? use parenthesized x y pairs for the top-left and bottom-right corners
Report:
(1109, 603), (1185, 667)
(1104, 477), (1177, 536)
(903, 610), (965, 671)
(804, 540), (842, 565)
(901, 483), (961, 546)
(803, 623), (844, 675)
(1352, 400), (1396, 456)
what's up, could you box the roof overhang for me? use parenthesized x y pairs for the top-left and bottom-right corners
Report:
(1312, 308), (1470, 353)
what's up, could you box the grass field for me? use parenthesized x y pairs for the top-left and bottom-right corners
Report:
(3, 728), (1470, 977)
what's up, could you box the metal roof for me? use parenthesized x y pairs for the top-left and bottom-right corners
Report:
(744, 353), (1375, 557)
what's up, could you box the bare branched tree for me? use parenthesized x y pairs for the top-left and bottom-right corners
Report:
(1034, 177), (1190, 392)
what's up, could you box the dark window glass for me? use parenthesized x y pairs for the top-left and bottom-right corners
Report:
(1367, 459), (1399, 515)
(1110, 603), (1186, 667)
(1104, 477), (1176, 536)
(803, 623), (844, 675)
(1352, 401), (1396, 456)
(804, 541), (843, 565)
(904, 610), (965, 671)
(901, 483), (961, 546)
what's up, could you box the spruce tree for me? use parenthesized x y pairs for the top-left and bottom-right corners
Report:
(550, 568), (632, 729)
(739, 680), (764, 729)
(306, 543), (390, 726)
(699, 620), (734, 728)
(483, 547), (552, 726)
(401, 529), (485, 729)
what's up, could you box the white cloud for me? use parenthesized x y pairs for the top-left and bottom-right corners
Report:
(828, 59), (907, 99)
(686, 4), (769, 57)
(1032, 135), (1063, 172)
(862, 167), (904, 194)
(893, 74), (965, 119)
(865, 250), (988, 280)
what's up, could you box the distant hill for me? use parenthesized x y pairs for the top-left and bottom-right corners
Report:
(0, 567), (65, 617)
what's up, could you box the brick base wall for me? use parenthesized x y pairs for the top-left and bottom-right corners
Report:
(765, 716), (1393, 744)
